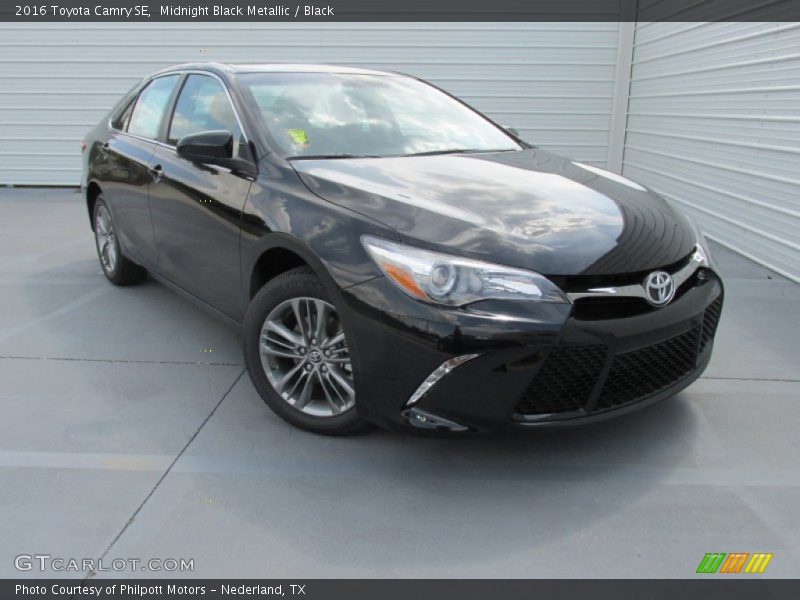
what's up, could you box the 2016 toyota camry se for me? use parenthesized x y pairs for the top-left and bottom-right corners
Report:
(82, 63), (723, 435)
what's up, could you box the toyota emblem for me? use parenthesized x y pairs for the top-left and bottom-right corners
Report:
(644, 271), (675, 307)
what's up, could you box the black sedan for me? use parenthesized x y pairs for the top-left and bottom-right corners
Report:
(82, 63), (723, 434)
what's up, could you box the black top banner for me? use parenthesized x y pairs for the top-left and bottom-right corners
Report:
(2, 0), (800, 22)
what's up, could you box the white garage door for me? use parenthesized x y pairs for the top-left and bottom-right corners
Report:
(623, 22), (800, 282)
(0, 22), (620, 185)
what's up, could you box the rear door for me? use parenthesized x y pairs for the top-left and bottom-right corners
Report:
(101, 74), (180, 268)
(149, 73), (253, 318)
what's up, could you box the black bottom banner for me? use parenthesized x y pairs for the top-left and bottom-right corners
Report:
(3, 579), (799, 600)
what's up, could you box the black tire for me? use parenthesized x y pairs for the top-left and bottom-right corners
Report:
(243, 266), (370, 435)
(92, 196), (146, 286)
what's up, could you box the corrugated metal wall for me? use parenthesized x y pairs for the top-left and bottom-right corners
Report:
(0, 22), (620, 185)
(4, 21), (798, 278)
(623, 22), (800, 281)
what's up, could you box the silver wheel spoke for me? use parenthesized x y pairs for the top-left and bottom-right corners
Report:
(285, 368), (310, 400)
(325, 356), (351, 365)
(294, 372), (315, 409)
(318, 371), (345, 413)
(97, 210), (110, 233)
(291, 299), (312, 344)
(95, 206), (117, 272)
(321, 330), (345, 349)
(316, 370), (333, 405)
(259, 344), (299, 359)
(265, 321), (303, 347)
(273, 361), (306, 395)
(262, 333), (296, 352)
(106, 240), (117, 270)
(313, 300), (329, 342)
(327, 365), (356, 401)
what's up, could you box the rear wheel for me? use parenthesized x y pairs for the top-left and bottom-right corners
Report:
(243, 266), (369, 435)
(93, 196), (146, 286)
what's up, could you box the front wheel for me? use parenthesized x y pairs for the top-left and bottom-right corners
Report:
(242, 266), (369, 435)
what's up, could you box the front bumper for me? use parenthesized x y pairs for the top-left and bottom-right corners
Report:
(336, 268), (723, 433)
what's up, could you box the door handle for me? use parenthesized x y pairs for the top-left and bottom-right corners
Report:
(148, 164), (164, 182)
(96, 142), (111, 163)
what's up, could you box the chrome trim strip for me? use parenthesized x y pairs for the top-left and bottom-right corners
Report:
(566, 245), (707, 303)
(405, 353), (481, 408)
(108, 69), (250, 148)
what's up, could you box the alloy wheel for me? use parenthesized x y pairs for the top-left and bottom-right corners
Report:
(259, 297), (355, 417)
(94, 204), (118, 273)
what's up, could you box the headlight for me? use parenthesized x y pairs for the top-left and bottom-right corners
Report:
(686, 216), (713, 266)
(361, 236), (567, 306)
(693, 243), (709, 267)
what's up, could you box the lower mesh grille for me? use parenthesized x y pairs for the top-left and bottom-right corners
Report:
(515, 295), (722, 418)
(595, 326), (700, 410)
(700, 297), (722, 352)
(515, 344), (606, 415)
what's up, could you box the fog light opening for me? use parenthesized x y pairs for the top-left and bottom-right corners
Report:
(403, 408), (471, 433)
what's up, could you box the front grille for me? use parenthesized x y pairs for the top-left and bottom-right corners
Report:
(550, 250), (696, 293)
(700, 297), (722, 352)
(595, 326), (700, 410)
(515, 294), (722, 419)
(515, 344), (606, 415)
(559, 251), (702, 321)
(571, 297), (652, 320)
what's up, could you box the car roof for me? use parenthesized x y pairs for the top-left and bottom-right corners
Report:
(152, 62), (397, 77)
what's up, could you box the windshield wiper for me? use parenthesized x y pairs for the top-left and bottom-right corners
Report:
(288, 153), (379, 160)
(288, 148), (518, 160)
(403, 148), (515, 157)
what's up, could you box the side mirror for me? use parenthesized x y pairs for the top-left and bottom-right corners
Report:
(177, 130), (234, 163)
(176, 130), (257, 178)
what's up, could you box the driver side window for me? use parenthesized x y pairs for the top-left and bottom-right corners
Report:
(168, 74), (243, 152)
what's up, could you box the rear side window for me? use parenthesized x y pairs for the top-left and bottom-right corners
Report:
(127, 75), (180, 140)
(167, 74), (242, 146)
(113, 98), (135, 131)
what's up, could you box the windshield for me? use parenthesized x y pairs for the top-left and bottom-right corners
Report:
(239, 72), (521, 159)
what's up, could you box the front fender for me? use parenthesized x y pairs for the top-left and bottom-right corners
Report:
(240, 160), (398, 297)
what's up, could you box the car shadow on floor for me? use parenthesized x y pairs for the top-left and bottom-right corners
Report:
(189, 376), (700, 574)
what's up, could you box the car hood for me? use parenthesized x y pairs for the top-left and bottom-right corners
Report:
(293, 148), (696, 276)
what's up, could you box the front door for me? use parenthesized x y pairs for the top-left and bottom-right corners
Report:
(148, 73), (252, 318)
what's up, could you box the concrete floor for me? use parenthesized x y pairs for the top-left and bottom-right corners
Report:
(1, 187), (798, 579)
